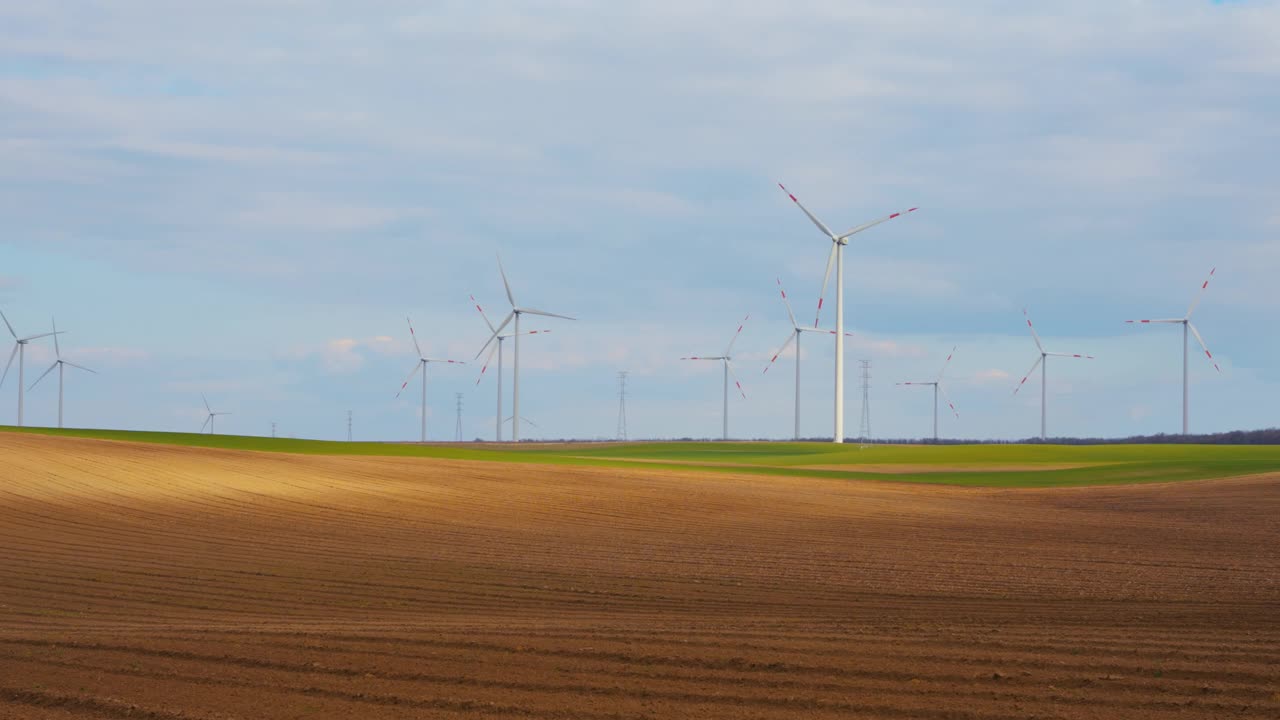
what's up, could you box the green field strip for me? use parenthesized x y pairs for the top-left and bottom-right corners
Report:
(5, 426), (1280, 488)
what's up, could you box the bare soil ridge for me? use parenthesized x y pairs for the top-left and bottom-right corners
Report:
(1, 433), (1276, 718)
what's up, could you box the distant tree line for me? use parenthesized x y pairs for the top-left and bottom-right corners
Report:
(813, 428), (1280, 445)
(1017, 428), (1280, 446)
(516, 428), (1280, 445)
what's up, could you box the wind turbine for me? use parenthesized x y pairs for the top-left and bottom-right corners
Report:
(396, 316), (464, 443)
(28, 318), (96, 428)
(896, 346), (959, 442)
(471, 294), (551, 442)
(682, 314), (749, 441)
(778, 183), (917, 443)
(762, 278), (852, 440)
(200, 394), (230, 434)
(1124, 268), (1221, 435)
(503, 415), (539, 440)
(1013, 310), (1093, 440)
(1, 310), (64, 426)
(475, 255), (575, 443)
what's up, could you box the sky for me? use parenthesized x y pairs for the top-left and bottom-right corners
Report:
(1, 0), (1278, 442)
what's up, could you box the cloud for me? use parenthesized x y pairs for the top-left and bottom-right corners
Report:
(110, 138), (334, 168)
(69, 346), (150, 366)
(282, 335), (416, 375)
(320, 338), (364, 373)
(970, 368), (1011, 386)
(845, 332), (930, 359)
(232, 192), (432, 233)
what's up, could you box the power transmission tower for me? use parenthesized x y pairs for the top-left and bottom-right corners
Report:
(858, 360), (872, 444)
(455, 393), (464, 442)
(616, 371), (629, 441)
(347, 410), (352, 442)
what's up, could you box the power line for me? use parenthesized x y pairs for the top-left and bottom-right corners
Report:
(858, 360), (872, 444)
(455, 393), (464, 442)
(616, 371), (629, 441)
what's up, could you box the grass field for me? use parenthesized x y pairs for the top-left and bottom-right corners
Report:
(6, 424), (1280, 487)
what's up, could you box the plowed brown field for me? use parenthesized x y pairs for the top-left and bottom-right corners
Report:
(1, 432), (1277, 719)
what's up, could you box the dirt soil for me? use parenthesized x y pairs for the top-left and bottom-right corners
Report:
(0, 432), (1276, 719)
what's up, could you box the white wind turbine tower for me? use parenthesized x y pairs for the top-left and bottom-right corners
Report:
(29, 318), (96, 428)
(778, 183), (917, 443)
(1125, 268), (1221, 435)
(1, 310), (64, 427)
(762, 278), (852, 440)
(475, 255), (575, 443)
(200, 394), (230, 434)
(1014, 309), (1093, 440)
(896, 346), (959, 442)
(682, 314), (749, 441)
(396, 316), (464, 443)
(471, 294), (551, 442)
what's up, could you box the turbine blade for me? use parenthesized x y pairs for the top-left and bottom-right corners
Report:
(64, 360), (97, 374)
(394, 361), (423, 399)
(1185, 267), (1215, 319)
(724, 313), (749, 356)
(939, 383), (959, 418)
(517, 329), (552, 336)
(474, 312), (514, 359)
(1046, 352), (1094, 359)
(0, 310), (14, 339)
(202, 393), (212, 414)
(814, 242), (837, 327)
(201, 415), (212, 433)
(497, 254), (516, 307)
(936, 345), (956, 382)
(28, 361), (58, 390)
(777, 183), (836, 238)
(1187, 322), (1221, 373)
(1124, 319), (1183, 324)
(475, 340), (500, 386)
(763, 330), (797, 374)
(406, 316), (424, 358)
(52, 318), (60, 358)
(1013, 355), (1044, 396)
(0, 343), (17, 389)
(423, 358), (465, 365)
(726, 360), (746, 399)
(838, 207), (919, 240)
(1022, 309), (1044, 353)
(470, 295), (497, 333)
(776, 277), (798, 329)
(680, 356), (725, 361)
(518, 307), (575, 321)
(20, 331), (63, 342)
